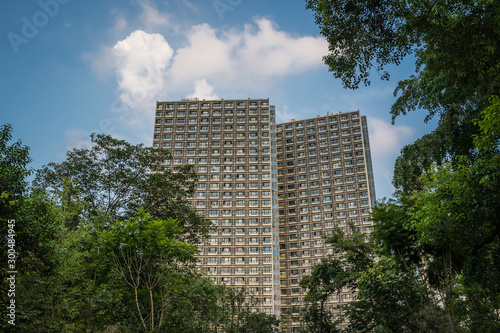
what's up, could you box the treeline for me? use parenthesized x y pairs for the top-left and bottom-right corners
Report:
(0, 129), (278, 332)
(299, 0), (500, 332)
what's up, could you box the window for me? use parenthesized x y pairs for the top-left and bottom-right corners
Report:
(249, 267), (259, 274)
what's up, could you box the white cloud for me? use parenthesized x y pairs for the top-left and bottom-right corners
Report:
(168, 23), (233, 87)
(368, 117), (415, 157)
(112, 30), (174, 124)
(368, 117), (416, 198)
(90, 18), (328, 144)
(237, 19), (328, 75)
(187, 79), (219, 100)
(168, 18), (328, 91)
(94, 17), (327, 108)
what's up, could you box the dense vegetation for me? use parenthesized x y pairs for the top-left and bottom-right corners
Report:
(300, 0), (500, 332)
(2, 1), (499, 331)
(0, 128), (279, 332)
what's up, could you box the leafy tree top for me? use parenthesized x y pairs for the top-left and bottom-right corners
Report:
(34, 133), (210, 241)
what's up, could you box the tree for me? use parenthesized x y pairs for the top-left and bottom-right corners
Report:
(34, 133), (210, 241)
(30, 134), (213, 329)
(2, 129), (277, 332)
(16, 133), (220, 331)
(299, 223), (375, 332)
(305, 0), (500, 95)
(403, 96), (500, 332)
(101, 209), (197, 332)
(300, 209), (452, 333)
(9, 188), (127, 332)
(218, 288), (280, 333)
(102, 212), (279, 333)
(361, 201), (450, 332)
(300, 98), (500, 331)
(306, 0), (500, 169)
(0, 124), (32, 206)
(0, 123), (32, 281)
(160, 273), (227, 333)
(1, 124), (32, 330)
(238, 311), (280, 333)
(0, 125), (97, 332)
(304, 1), (500, 331)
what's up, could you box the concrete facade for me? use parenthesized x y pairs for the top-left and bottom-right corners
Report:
(153, 98), (375, 331)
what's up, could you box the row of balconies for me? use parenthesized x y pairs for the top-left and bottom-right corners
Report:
(277, 175), (367, 186)
(158, 124), (271, 132)
(203, 248), (273, 255)
(157, 100), (269, 110)
(279, 124), (361, 138)
(276, 187), (368, 200)
(196, 201), (272, 207)
(155, 117), (270, 124)
(277, 114), (359, 131)
(206, 267), (273, 274)
(206, 239), (272, 245)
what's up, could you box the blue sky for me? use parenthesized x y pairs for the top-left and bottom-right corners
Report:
(1, 0), (438, 199)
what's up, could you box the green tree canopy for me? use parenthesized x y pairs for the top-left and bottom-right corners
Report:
(307, 0), (500, 181)
(101, 209), (197, 332)
(0, 123), (32, 217)
(303, 1), (500, 331)
(34, 133), (210, 241)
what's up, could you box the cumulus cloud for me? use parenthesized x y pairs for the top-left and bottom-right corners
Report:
(90, 18), (328, 143)
(368, 117), (416, 198)
(237, 19), (328, 75)
(168, 18), (328, 91)
(112, 30), (174, 123)
(95, 17), (326, 108)
(368, 117), (415, 157)
(187, 79), (219, 100)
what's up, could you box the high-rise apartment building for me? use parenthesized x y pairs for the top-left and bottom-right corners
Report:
(153, 98), (375, 332)
(276, 113), (375, 331)
(154, 98), (281, 317)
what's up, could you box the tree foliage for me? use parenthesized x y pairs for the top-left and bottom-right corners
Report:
(1, 128), (279, 332)
(307, 0), (500, 176)
(0, 124), (32, 203)
(34, 133), (210, 241)
(303, 1), (500, 331)
(101, 209), (197, 332)
(0, 124), (33, 330)
(306, 0), (500, 95)
(300, 224), (376, 332)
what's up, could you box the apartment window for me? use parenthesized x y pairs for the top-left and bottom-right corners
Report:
(249, 267), (259, 274)
(207, 257), (217, 264)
